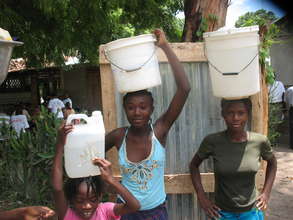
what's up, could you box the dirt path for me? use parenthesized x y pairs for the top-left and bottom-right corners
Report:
(265, 144), (293, 220)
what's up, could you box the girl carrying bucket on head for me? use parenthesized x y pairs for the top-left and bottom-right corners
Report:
(189, 98), (277, 220)
(105, 29), (191, 219)
(52, 123), (140, 220)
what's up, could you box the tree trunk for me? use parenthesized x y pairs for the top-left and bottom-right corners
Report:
(182, 0), (231, 42)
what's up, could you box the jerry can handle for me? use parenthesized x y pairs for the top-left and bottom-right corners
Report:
(66, 114), (89, 125)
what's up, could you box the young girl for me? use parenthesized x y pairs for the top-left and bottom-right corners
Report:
(189, 98), (277, 220)
(52, 123), (140, 220)
(105, 29), (191, 219)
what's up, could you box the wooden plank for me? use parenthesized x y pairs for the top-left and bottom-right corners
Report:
(164, 173), (214, 194)
(100, 64), (117, 132)
(110, 170), (264, 194)
(99, 42), (207, 64)
(112, 173), (213, 194)
(100, 64), (120, 175)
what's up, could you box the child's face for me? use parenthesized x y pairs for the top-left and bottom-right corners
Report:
(222, 102), (249, 132)
(72, 182), (100, 220)
(124, 95), (154, 127)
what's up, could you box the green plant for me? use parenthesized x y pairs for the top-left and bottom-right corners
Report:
(259, 23), (280, 84)
(0, 106), (61, 209)
(196, 13), (218, 41)
(268, 103), (283, 145)
(196, 17), (208, 39)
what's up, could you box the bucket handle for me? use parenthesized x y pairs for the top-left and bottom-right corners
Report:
(103, 47), (157, 73)
(66, 114), (89, 125)
(204, 45), (259, 76)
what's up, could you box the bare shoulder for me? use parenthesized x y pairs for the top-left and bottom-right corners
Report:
(105, 127), (127, 151)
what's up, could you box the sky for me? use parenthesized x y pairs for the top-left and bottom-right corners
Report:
(225, 0), (286, 27)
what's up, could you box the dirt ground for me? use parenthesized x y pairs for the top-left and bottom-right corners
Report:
(265, 130), (293, 219)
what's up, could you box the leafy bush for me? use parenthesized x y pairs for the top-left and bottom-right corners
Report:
(268, 103), (284, 145)
(0, 106), (61, 209)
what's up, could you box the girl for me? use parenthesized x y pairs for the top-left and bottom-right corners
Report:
(52, 123), (140, 220)
(105, 29), (190, 219)
(189, 98), (277, 220)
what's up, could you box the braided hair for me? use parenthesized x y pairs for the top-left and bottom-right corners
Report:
(123, 90), (154, 106)
(221, 98), (252, 116)
(64, 176), (104, 203)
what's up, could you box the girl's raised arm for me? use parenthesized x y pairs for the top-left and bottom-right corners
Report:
(153, 29), (191, 140)
(51, 123), (73, 220)
(93, 158), (140, 216)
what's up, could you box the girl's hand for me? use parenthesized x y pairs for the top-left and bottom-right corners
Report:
(56, 122), (73, 148)
(153, 29), (168, 48)
(256, 192), (270, 210)
(198, 194), (221, 219)
(23, 206), (55, 220)
(92, 158), (115, 184)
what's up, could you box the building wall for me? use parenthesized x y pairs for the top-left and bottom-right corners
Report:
(0, 92), (31, 114)
(62, 65), (101, 113)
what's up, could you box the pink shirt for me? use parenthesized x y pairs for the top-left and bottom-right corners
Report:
(64, 202), (120, 220)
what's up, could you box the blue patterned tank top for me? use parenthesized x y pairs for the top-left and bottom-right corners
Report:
(118, 124), (166, 210)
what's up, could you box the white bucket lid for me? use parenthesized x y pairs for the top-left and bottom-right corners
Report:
(203, 25), (259, 39)
(105, 34), (156, 52)
(0, 39), (24, 47)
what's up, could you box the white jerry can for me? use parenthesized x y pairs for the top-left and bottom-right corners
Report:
(64, 111), (105, 178)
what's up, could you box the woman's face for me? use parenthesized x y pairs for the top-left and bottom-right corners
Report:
(124, 94), (154, 128)
(72, 182), (100, 219)
(222, 102), (249, 132)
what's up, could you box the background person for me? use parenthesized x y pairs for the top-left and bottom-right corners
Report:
(63, 102), (75, 120)
(268, 79), (286, 120)
(285, 86), (293, 149)
(47, 93), (65, 119)
(189, 98), (277, 219)
(62, 93), (73, 109)
(12, 103), (31, 121)
(10, 105), (30, 135)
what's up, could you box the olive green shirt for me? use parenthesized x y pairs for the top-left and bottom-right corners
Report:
(197, 131), (273, 212)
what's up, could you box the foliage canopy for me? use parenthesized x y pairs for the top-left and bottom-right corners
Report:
(235, 9), (278, 27)
(0, 0), (183, 68)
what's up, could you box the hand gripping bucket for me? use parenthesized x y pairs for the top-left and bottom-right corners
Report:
(203, 26), (260, 99)
(104, 34), (162, 93)
(0, 40), (23, 85)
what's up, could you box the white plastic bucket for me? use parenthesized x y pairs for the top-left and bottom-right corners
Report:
(64, 111), (105, 178)
(0, 40), (23, 85)
(203, 25), (260, 99)
(104, 34), (162, 93)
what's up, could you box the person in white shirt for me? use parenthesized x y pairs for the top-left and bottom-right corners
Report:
(268, 80), (286, 121)
(10, 107), (30, 136)
(62, 93), (72, 108)
(268, 80), (286, 103)
(285, 86), (293, 149)
(0, 109), (11, 140)
(12, 103), (31, 121)
(48, 94), (65, 119)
